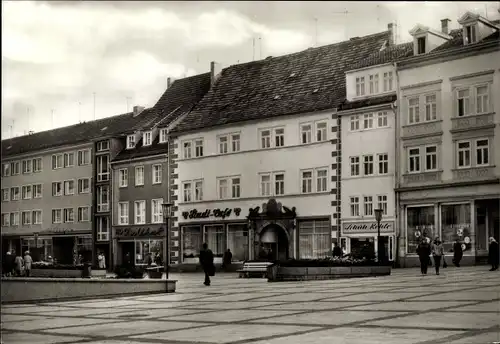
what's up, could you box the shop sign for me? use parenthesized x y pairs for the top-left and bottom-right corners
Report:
(182, 207), (241, 220)
(115, 227), (164, 238)
(342, 221), (394, 233)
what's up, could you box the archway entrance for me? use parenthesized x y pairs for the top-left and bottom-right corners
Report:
(258, 224), (289, 261)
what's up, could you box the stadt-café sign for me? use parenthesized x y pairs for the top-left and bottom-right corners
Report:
(182, 207), (242, 220)
(342, 221), (395, 234)
(115, 226), (164, 238)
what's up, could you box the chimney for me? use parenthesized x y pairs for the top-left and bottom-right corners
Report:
(133, 105), (145, 117)
(210, 61), (222, 86)
(441, 18), (451, 34)
(167, 77), (172, 89)
(387, 23), (397, 45)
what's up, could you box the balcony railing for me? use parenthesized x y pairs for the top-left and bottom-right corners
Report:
(402, 170), (443, 185)
(452, 166), (496, 181)
(451, 113), (495, 132)
(402, 120), (443, 139)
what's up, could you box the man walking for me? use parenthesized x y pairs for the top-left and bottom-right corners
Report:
(416, 238), (431, 276)
(452, 238), (463, 267)
(199, 243), (214, 286)
(488, 237), (499, 271)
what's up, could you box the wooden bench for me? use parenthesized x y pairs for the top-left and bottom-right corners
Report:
(237, 262), (273, 278)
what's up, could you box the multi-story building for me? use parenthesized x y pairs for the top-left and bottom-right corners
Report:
(337, 24), (411, 262)
(168, 30), (391, 267)
(395, 12), (500, 266)
(110, 73), (211, 268)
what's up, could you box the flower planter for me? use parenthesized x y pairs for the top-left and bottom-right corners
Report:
(267, 265), (391, 282)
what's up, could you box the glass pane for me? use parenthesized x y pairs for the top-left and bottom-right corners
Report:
(406, 206), (435, 254)
(183, 226), (202, 260)
(227, 224), (249, 261)
(441, 204), (471, 253)
(205, 225), (226, 257)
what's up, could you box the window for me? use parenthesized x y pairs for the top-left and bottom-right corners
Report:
(33, 158), (42, 172)
(218, 135), (228, 154)
(275, 128), (285, 147)
(407, 206), (436, 253)
(408, 97), (420, 124)
(119, 169), (128, 188)
(260, 129), (271, 148)
(151, 199), (163, 223)
(300, 124), (312, 144)
(63, 208), (74, 223)
(97, 186), (109, 212)
(97, 140), (109, 151)
(97, 217), (110, 241)
(52, 182), (62, 197)
(182, 226), (202, 261)
(143, 131), (152, 146)
(33, 184), (42, 198)
(363, 113), (374, 129)
(218, 178), (228, 199)
(77, 178), (90, 194)
(476, 85), (489, 114)
(195, 180), (203, 201)
(2, 163), (10, 177)
(22, 185), (32, 199)
(127, 135), (135, 149)
(364, 196), (373, 216)
(159, 128), (168, 143)
(441, 203), (471, 253)
(152, 164), (162, 184)
(134, 200), (146, 224)
(363, 155), (374, 175)
(408, 148), (421, 173)
(465, 24), (476, 44)
(183, 141), (192, 159)
(350, 156), (360, 176)
(10, 161), (20, 175)
(316, 122), (327, 142)
(274, 173), (285, 195)
(231, 133), (241, 152)
(63, 152), (74, 167)
(369, 74), (379, 94)
(424, 94), (437, 121)
(377, 154), (388, 174)
(377, 111), (388, 127)
(22, 211), (31, 225)
(260, 174), (271, 196)
(231, 177), (241, 198)
(298, 219), (330, 259)
(350, 115), (360, 131)
(97, 155), (110, 182)
(356, 76), (365, 96)
(118, 202), (129, 225)
(22, 159), (32, 174)
(77, 149), (90, 166)
(183, 182), (192, 202)
(383, 71), (393, 92)
(457, 89), (470, 117)
(52, 154), (63, 169)
(301, 170), (313, 193)
(64, 180), (75, 195)
(195, 139), (204, 157)
(476, 139), (489, 166)
(425, 146), (438, 171)
(228, 224), (249, 261)
(417, 36), (426, 54)
(350, 197), (360, 216)
(77, 207), (90, 222)
(377, 195), (388, 215)
(10, 212), (19, 226)
(2, 213), (9, 226)
(316, 168), (328, 192)
(457, 141), (471, 168)
(135, 166), (144, 186)
(2, 188), (9, 202)
(10, 187), (20, 201)
(205, 225), (226, 258)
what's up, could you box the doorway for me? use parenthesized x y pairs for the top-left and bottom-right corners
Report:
(121, 242), (135, 266)
(52, 237), (74, 264)
(258, 225), (289, 261)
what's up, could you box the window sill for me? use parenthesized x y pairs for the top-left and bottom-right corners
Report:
(402, 170), (443, 184)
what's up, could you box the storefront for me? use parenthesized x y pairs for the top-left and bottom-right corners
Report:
(340, 220), (396, 261)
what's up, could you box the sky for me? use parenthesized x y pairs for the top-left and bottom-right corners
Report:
(2, 1), (499, 139)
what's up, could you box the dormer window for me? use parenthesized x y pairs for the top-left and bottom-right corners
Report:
(417, 37), (426, 54)
(465, 24), (477, 44)
(355, 77), (365, 96)
(143, 131), (152, 146)
(127, 135), (135, 149)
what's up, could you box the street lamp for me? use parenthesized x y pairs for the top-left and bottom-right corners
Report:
(374, 208), (383, 264)
(162, 202), (173, 279)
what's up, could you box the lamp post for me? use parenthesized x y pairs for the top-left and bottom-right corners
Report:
(162, 202), (173, 279)
(374, 208), (383, 264)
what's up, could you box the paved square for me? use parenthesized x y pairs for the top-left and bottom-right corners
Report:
(1, 267), (499, 344)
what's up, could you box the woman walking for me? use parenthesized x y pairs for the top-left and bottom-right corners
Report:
(488, 237), (499, 271)
(432, 238), (445, 275)
(453, 238), (463, 267)
(416, 239), (431, 276)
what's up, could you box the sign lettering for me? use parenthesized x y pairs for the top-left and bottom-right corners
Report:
(182, 207), (241, 220)
(342, 221), (395, 233)
(115, 227), (164, 238)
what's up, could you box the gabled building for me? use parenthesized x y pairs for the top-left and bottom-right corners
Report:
(167, 30), (392, 268)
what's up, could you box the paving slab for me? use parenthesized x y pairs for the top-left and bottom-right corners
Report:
(0, 332), (88, 344)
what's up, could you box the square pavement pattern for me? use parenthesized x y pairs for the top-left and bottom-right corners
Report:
(1, 267), (499, 344)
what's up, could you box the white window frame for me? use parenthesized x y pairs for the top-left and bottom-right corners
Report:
(11, 161), (20, 175)
(273, 172), (285, 196)
(355, 76), (365, 96)
(152, 164), (162, 184)
(52, 154), (63, 169)
(2, 188), (10, 202)
(475, 139), (489, 167)
(424, 94), (437, 121)
(194, 139), (204, 157)
(475, 84), (489, 115)
(11, 186), (20, 201)
(417, 36), (426, 54)
(2, 213), (10, 226)
(33, 158), (42, 172)
(119, 169), (128, 188)
(97, 140), (110, 152)
(231, 133), (241, 152)
(134, 200), (146, 224)
(218, 135), (229, 154)
(64, 180), (75, 195)
(383, 71), (393, 92)
(97, 186), (109, 212)
(78, 178), (90, 194)
(231, 176), (241, 198)
(315, 168), (328, 192)
(408, 147), (421, 173)
(369, 74), (379, 94)
(33, 184), (42, 198)
(159, 128), (168, 143)
(32, 210), (42, 225)
(377, 111), (388, 128)
(77, 149), (91, 166)
(350, 196), (360, 217)
(363, 196), (373, 216)
(10, 212), (20, 226)
(97, 155), (109, 182)
(63, 208), (74, 223)
(300, 123), (312, 144)
(377, 195), (388, 215)
(118, 202), (129, 225)
(97, 217), (110, 241)
(408, 96), (420, 124)
(143, 131), (152, 146)
(135, 166), (145, 186)
(350, 156), (360, 176)
(457, 140), (471, 169)
(182, 140), (192, 159)
(127, 135), (136, 149)
(52, 182), (62, 197)
(63, 152), (74, 168)
(363, 155), (374, 176)
(260, 129), (271, 149)
(194, 179), (203, 201)
(457, 88), (470, 117)
(217, 178), (229, 199)
(151, 199), (164, 224)
(425, 145), (438, 171)
(22, 159), (32, 174)
(183, 181), (192, 202)
(52, 209), (62, 224)
(350, 115), (360, 131)
(2, 163), (10, 177)
(300, 169), (313, 194)
(22, 211), (31, 225)
(274, 128), (285, 147)
(465, 24), (477, 44)
(22, 185), (32, 200)
(259, 173), (272, 196)
(77, 207), (90, 222)
(315, 121), (327, 142)
(377, 153), (388, 175)
(363, 113), (374, 129)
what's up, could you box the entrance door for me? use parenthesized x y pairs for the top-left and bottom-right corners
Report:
(121, 242), (135, 266)
(52, 237), (74, 264)
(259, 225), (289, 262)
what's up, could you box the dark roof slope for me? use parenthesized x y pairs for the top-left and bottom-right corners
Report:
(339, 94), (397, 111)
(171, 30), (391, 134)
(432, 29), (463, 52)
(112, 136), (167, 162)
(348, 42), (413, 71)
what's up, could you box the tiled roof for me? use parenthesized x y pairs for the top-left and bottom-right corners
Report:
(348, 42), (414, 71)
(171, 30), (391, 134)
(432, 29), (464, 52)
(112, 136), (167, 162)
(338, 94), (397, 111)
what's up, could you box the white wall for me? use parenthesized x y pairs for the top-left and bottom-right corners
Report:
(346, 64), (396, 101)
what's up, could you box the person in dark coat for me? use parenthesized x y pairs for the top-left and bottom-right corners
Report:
(332, 243), (343, 258)
(222, 249), (232, 271)
(452, 238), (463, 267)
(416, 239), (431, 275)
(199, 243), (214, 286)
(488, 237), (499, 271)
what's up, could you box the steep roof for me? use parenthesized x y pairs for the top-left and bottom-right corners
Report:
(348, 42), (414, 71)
(171, 30), (391, 134)
(112, 136), (167, 162)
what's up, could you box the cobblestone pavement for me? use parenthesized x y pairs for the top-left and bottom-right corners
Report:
(1, 267), (499, 344)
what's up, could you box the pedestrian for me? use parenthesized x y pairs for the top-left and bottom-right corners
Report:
(23, 251), (33, 277)
(14, 252), (24, 277)
(98, 252), (106, 270)
(488, 237), (499, 271)
(416, 238), (431, 276)
(199, 243), (214, 286)
(452, 238), (463, 267)
(431, 238), (445, 275)
(222, 249), (232, 271)
(4, 251), (14, 277)
(332, 243), (343, 258)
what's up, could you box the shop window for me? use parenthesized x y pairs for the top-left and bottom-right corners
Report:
(298, 219), (330, 259)
(227, 224), (249, 261)
(77, 236), (93, 258)
(182, 225), (202, 262)
(22, 238), (52, 261)
(135, 239), (163, 266)
(205, 225), (226, 258)
(406, 206), (436, 254)
(441, 203), (471, 253)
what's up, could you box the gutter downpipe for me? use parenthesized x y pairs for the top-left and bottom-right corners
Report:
(393, 61), (402, 268)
